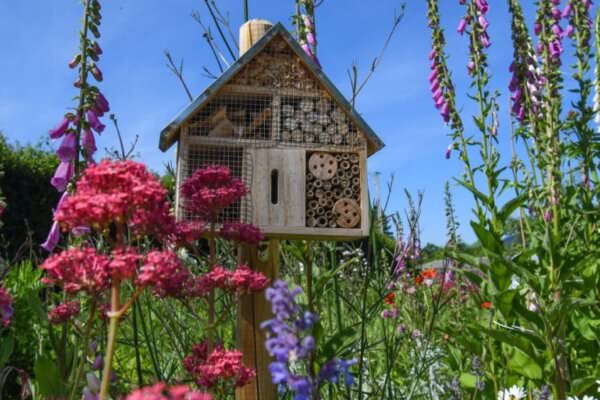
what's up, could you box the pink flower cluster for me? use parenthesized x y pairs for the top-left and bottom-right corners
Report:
(190, 265), (269, 297)
(219, 222), (264, 245)
(48, 301), (81, 324)
(55, 160), (173, 236)
(0, 286), (14, 327)
(41, 248), (111, 295)
(138, 250), (190, 298)
(183, 342), (255, 389)
(180, 166), (247, 219)
(41, 246), (190, 299)
(126, 383), (211, 400)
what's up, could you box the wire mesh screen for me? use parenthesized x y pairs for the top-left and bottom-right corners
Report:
(180, 145), (252, 224)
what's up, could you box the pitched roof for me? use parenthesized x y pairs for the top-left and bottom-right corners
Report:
(158, 22), (385, 156)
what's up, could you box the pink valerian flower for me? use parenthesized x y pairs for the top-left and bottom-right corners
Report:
(170, 221), (205, 245)
(51, 161), (74, 192)
(139, 250), (190, 298)
(180, 166), (248, 219)
(0, 286), (14, 327)
(183, 344), (255, 389)
(48, 301), (81, 324)
(231, 265), (270, 293)
(55, 160), (170, 233)
(109, 247), (141, 280)
(40, 247), (111, 295)
(188, 265), (269, 297)
(126, 383), (212, 400)
(219, 222), (264, 245)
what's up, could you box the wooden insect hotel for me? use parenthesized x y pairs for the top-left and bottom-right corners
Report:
(159, 20), (385, 240)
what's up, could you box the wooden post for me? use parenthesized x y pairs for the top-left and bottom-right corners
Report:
(236, 240), (279, 400)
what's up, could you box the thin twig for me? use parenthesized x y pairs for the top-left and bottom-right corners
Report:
(164, 49), (194, 101)
(348, 3), (405, 106)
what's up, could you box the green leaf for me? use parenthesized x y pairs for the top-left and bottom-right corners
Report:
(507, 347), (542, 380)
(498, 193), (527, 222)
(316, 325), (359, 364)
(33, 356), (66, 397)
(0, 337), (14, 369)
(459, 372), (477, 389)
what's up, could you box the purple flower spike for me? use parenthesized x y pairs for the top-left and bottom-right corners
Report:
(534, 22), (542, 36)
(51, 161), (74, 192)
(41, 221), (61, 252)
(478, 14), (489, 30)
(306, 32), (317, 46)
(562, 3), (572, 18)
(49, 117), (70, 139)
(56, 133), (77, 162)
(86, 110), (105, 133)
(445, 143), (453, 159)
(69, 56), (80, 69)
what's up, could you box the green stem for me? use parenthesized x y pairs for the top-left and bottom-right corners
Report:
(99, 282), (119, 400)
(69, 301), (97, 400)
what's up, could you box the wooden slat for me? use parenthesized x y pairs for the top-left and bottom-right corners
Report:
(236, 241), (280, 400)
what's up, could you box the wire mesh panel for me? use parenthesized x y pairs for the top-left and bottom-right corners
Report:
(180, 144), (252, 224)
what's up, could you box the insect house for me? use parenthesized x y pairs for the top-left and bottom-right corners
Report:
(159, 20), (385, 240)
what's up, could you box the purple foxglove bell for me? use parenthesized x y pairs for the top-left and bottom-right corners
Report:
(56, 133), (77, 162)
(95, 92), (110, 113)
(428, 49), (436, 60)
(480, 32), (491, 47)
(441, 102), (450, 122)
(69, 55), (80, 69)
(478, 14), (489, 30)
(41, 221), (61, 252)
(457, 17), (468, 34)
(91, 66), (103, 82)
(51, 161), (74, 192)
(49, 117), (70, 139)
(445, 143), (453, 159)
(476, 0), (488, 13)
(551, 7), (561, 20)
(74, 77), (82, 88)
(82, 129), (97, 156)
(467, 61), (475, 75)
(306, 31), (317, 46)
(428, 68), (439, 83)
(302, 15), (313, 30)
(562, 3), (572, 18)
(534, 22), (542, 36)
(86, 110), (105, 133)
(565, 25), (574, 37)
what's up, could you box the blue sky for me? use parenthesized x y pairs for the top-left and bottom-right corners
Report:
(0, 1), (576, 245)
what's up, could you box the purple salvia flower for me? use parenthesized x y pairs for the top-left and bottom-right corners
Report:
(50, 161), (74, 192)
(56, 133), (77, 162)
(49, 117), (71, 139)
(86, 110), (105, 133)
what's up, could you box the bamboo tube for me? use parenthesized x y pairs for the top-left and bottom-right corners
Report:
(306, 112), (318, 122)
(343, 188), (353, 198)
(351, 165), (360, 176)
(307, 190), (315, 199)
(292, 130), (303, 142)
(316, 207), (325, 216)
(326, 199), (334, 209)
(318, 132), (330, 144)
(281, 130), (292, 141)
(316, 98), (330, 114)
(331, 109), (345, 123)
(307, 209), (316, 218)
(315, 188), (325, 198)
(335, 154), (343, 162)
(307, 217), (317, 227)
(340, 179), (349, 188)
(308, 200), (319, 209)
(331, 177), (340, 186)
(340, 160), (351, 170)
(318, 197), (328, 207)
(313, 180), (323, 188)
(324, 190), (334, 200)
(332, 187), (342, 198)
(350, 154), (359, 164)
(337, 123), (350, 135)
(317, 217), (328, 227)
(328, 220), (337, 228)
(352, 177), (360, 186)
(317, 113), (330, 126)
(304, 132), (315, 143)
(323, 181), (332, 190)
(326, 124), (336, 135)
(341, 153), (350, 160)
(300, 98), (314, 112)
(283, 118), (297, 131)
(344, 171), (353, 180)
(282, 104), (294, 117)
(332, 134), (343, 144)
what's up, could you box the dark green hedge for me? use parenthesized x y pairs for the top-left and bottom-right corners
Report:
(0, 133), (60, 261)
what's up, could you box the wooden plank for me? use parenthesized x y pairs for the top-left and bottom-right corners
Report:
(221, 84), (324, 98)
(359, 150), (370, 236)
(251, 149), (305, 228)
(236, 241), (279, 400)
(259, 226), (366, 241)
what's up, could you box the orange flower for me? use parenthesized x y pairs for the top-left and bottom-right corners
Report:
(421, 268), (437, 280)
(384, 292), (396, 305)
(415, 276), (424, 285)
(481, 301), (492, 309)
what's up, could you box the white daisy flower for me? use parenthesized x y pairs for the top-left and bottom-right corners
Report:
(498, 385), (527, 400)
(567, 396), (599, 400)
